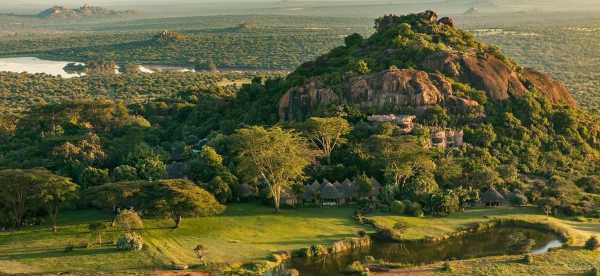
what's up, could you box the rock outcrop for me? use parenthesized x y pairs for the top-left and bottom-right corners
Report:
(522, 68), (577, 107)
(422, 50), (527, 101)
(279, 69), (477, 120)
(279, 10), (577, 121)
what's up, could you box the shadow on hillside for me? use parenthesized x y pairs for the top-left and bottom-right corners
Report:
(0, 247), (119, 260)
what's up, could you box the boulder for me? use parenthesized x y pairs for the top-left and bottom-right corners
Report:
(438, 17), (456, 28)
(422, 50), (527, 100)
(522, 68), (576, 107)
(278, 79), (339, 121)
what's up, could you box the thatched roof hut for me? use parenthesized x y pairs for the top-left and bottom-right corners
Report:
(369, 177), (382, 197)
(238, 184), (255, 199)
(320, 182), (343, 200)
(340, 179), (356, 199)
(302, 189), (315, 202)
(309, 180), (321, 193)
(481, 187), (506, 206)
(281, 189), (299, 207)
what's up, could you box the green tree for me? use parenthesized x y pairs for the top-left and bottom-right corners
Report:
(303, 117), (352, 164)
(37, 172), (79, 232)
(232, 126), (313, 212)
(140, 179), (225, 228)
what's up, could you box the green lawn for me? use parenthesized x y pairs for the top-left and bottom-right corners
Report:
(367, 207), (600, 245)
(0, 203), (368, 273)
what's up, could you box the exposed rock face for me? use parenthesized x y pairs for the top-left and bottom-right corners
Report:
(345, 69), (449, 108)
(279, 69), (472, 120)
(422, 50), (527, 100)
(278, 79), (338, 121)
(437, 17), (456, 28)
(522, 68), (577, 107)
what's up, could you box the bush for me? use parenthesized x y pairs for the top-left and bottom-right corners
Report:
(344, 261), (366, 274)
(510, 193), (529, 206)
(310, 244), (328, 256)
(523, 254), (534, 264)
(442, 261), (455, 272)
(113, 209), (144, 231)
(285, 269), (300, 276)
(357, 230), (368, 237)
(585, 236), (600, 250)
(391, 200), (406, 215)
(588, 266), (600, 276)
(116, 232), (144, 251)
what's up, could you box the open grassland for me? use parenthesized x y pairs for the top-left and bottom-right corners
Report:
(367, 207), (600, 246)
(0, 203), (367, 274)
(3, 205), (600, 274)
(377, 248), (600, 275)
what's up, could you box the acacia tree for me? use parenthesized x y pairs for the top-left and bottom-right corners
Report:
(0, 169), (77, 230)
(37, 171), (79, 232)
(0, 169), (39, 228)
(303, 117), (351, 164)
(233, 126), (313, 212)
(141, 179), (225, 228)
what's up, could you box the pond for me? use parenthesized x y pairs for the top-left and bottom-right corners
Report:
(0, 57), (84, 78)
(270, 227), (562, 276)
(0, 57), (190, 77)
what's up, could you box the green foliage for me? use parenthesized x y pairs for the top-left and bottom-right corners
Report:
(116, 232), (144, 251)
(232, 126), (314, 211)
(0, 168), (78, 229)
(585, 236), (600, 251)
(114, 209), (144, 232)
(390, 200), (406, 215)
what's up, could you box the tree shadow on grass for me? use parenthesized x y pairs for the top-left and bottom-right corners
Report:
(0, 247), (121, 261)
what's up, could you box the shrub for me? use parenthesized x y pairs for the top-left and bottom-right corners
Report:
(588, 266), (600, 276)
(442, 261), (455, 272)
(64, 244), (75, 252)
(113, 209), (144, 231)
(585, 236), (600, 250)
(285, 269), (300, 276)
(344, 261), (366, 274)
(310, 244), (328, 256)
(510, 193), (529, 206)
(116, 232), (144, 251)
(357, 230), (368, 237)
(523, 254), (534, 264)
(391, 200), (406, 215)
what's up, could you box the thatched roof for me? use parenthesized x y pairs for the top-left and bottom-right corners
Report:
(238, 184), (255, 198)
(281, 189), (298, 201)
(481, 187), (506, 203)
(320, 182), (343, 200)
(309, 180), (321, 193)
(369, 177), (382, 197)
(340, 179), (355, 198)
(302, 189), (315, 201)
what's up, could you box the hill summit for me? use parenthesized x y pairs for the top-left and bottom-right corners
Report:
(37, 4), (136, 19)
(279, 10), (576, 121)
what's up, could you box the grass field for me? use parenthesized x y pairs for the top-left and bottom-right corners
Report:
(367, 207), (600, 246)
(3, 205), (600, 274)
(0, 203), (367, 274)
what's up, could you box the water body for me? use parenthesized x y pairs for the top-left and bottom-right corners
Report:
(0, 57), (198, 77)
(272, 227), (562, 276)
(0, 57), (84, 78)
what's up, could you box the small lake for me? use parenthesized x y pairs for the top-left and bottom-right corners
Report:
(0, 57), (198, 77)
(271, 227), (562, 276)
(0, 57), (84, 78)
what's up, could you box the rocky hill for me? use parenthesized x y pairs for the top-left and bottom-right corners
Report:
(279, 11), (576, 121)
(37, 4), (136, 20)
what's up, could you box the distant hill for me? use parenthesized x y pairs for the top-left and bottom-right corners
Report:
(37, 4), (137, 19)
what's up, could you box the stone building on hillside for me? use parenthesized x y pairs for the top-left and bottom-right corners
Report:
(430, 128), (464, 149)
(367, 114), (417, 134)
